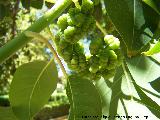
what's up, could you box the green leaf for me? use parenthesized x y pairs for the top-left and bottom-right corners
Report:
(143, 0), (160, 15)
(9, 60), (58, 120)
(0, 107), (18, 120)
(143, 40), (160, 55)
(104, 0), (152, 55)
(31, 0), (44, 9)
(150, 77), (160, 93)
(66, 75), (102, 120)
(21, 0), (44, 9)
(20, 0), (30, 9)
(45, 0), (56, 3)
(108, 67), (123, 119)
(126, 55), (160, 84)
(95, 79), (112, 117)
(133, 81), (160, 118)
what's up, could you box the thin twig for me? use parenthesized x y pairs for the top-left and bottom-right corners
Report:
(24, 31), (68, 80)
(96, 21), (107, 35)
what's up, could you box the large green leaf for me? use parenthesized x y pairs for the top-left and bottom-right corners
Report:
(66, 75), (102, 120)
(9, 60), (58, 120)
(108, 67), (123, 120)
(104, 0), (152, 55)
(95, 79), (112, 118)
(133, 81), (160, 118)
(0, 107), (17, 120)
(150, 77), (160, 93)
(126, 55), (160, 85)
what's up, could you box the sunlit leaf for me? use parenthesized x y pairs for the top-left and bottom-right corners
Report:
(66, 75), (102, 120)
(143, 40), (160, 56)
(126, 55), (160, 85)
(9, 60), (58, 120)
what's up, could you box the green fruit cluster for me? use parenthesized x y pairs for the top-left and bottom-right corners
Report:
(55, 0), (95, 75)
(88, 35), (123, 80)
(55, 0), (123, 81)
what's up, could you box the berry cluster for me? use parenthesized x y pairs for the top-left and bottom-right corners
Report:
(88, 35), (123, 80)
(55, 0), (123, 80)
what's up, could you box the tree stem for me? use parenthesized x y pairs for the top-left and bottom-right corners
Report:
(0, 0), (72, 64)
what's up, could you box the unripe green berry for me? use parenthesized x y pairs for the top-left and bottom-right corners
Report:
(67, 13), (85, 27)
(90, 72), (101, 81)
(73, 43), (84, 54)
(57, 14), (68, 30)
(89, 55), (99, 65)
(102, 69), (115, 80)
(89, 65), (99, 73)
(64, 26), (76, 38)
(109, 50), (117, 60)
(89, 38), (103, 55)
(81, 0), (94, 14)
(104, 35), (120, 50)
(59, 37), (69, 49)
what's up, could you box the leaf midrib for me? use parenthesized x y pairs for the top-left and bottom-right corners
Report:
(28, 60), (52, 119)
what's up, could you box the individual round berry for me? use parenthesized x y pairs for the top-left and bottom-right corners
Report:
(70, 55), (79, 70)
(104, 35), (120, 50)
(102, 69), (115, 80)
(81, 0), (94, 14)
(59, 37), (70, 49)
(73, 43), (84, 54)
(57, 14), (68, 30)
(67, 13), (86, 27)
(108, 50), (117, 60)
(89, 38), (103, 55)
(90, 72), (101, 80)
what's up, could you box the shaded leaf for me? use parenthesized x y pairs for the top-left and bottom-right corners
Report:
(104, 0), (152, 55)
(133, 81), (160, 118)
(30, 0), (44, 9)
(108, 67), (123, 120)
(66, 75), (102, 120)
(21, 0), (44, 9)
(0, 107), (17, 120)
(150, 77), (160, 93)
(143, 0), (160, 15)
(126, 55), (160, 84)
(9, 60), (58, 120)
